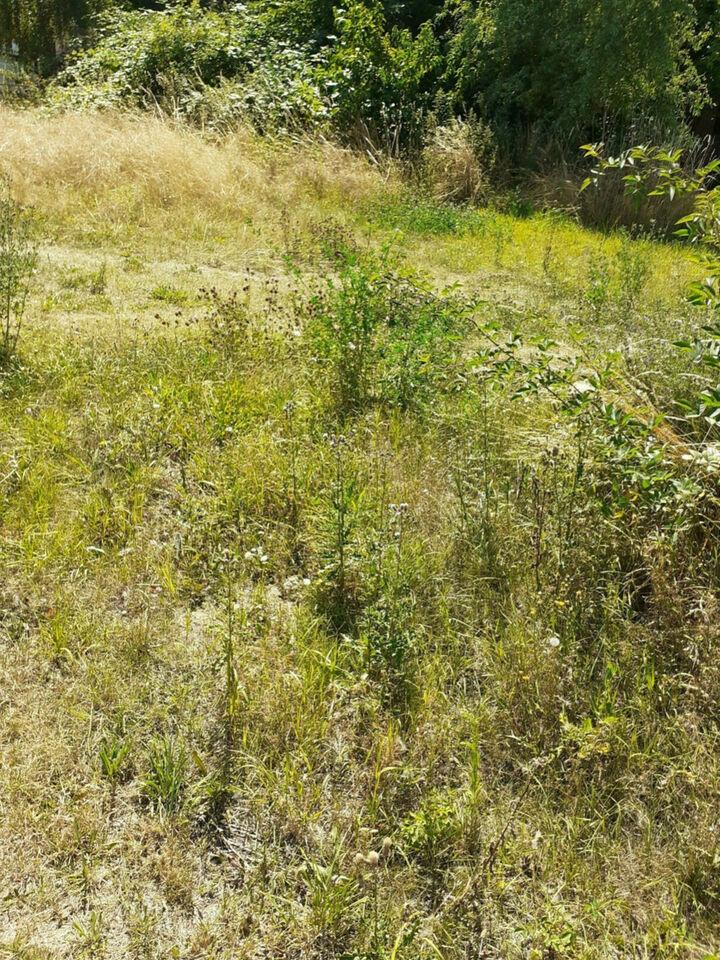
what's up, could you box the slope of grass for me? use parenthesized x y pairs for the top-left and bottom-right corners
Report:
(1, 110), (719, 960)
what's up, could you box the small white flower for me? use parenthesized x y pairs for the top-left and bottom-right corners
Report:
(545, 635), (561, 650)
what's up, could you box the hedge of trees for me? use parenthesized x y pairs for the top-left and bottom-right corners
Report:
(4, 0), (720, 156)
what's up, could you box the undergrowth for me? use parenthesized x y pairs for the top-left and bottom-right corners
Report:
(0, 110), (719, 959)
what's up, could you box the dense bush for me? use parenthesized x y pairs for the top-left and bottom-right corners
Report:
(49, 4), (327, 132)
(48, 0), (439, 143)
(9, 0), (720, 167)
(314, 0), (439, 148)
(442, 0), (706, 147)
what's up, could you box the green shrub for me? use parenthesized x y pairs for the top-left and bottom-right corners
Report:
(442, 0), (705, 149)
(315, 0), (439, 150)
(53, 6), (247, 107)
(400, 789), (461, 870)
(37, 0), (716, 161)
(14, 0), (720, 164)
(50, 3), (325, 132)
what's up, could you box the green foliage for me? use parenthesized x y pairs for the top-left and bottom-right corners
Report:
(1, 0), (105, 68)
(582, 140), (720, 444)
(315, 0), (439, 147)
(98, 732), (130, 782)
(359, 499), (423, 711)
(443, 0), (706, 146)
(52, 5), (245, 106)
(303, 842), (360, 935)
(142, 735), (188, 815)
(249, 0), (336, 46)
(400, 789), (460, 869)
(50, 3), (325, 132)
(690, 0), (720, 115)
(303, 247), (467, 416)
(366, 190), (473, 235)
(475, 322), (705, 538)
(32, 0), (720, 156)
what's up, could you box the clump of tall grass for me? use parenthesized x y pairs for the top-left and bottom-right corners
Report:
(0, 179), (37, 365)
(422, 116), (496, 204)
(0, 107), (387, 248)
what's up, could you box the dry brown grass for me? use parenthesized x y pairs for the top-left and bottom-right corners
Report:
(530, 165), (694, 233)
(0, 108), (386, 251)
(422, 119), (495, 204)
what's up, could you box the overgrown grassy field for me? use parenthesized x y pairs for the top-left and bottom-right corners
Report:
(2, 109), (720, 959)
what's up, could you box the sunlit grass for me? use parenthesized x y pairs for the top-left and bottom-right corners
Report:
(1, 108), (718, 959)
